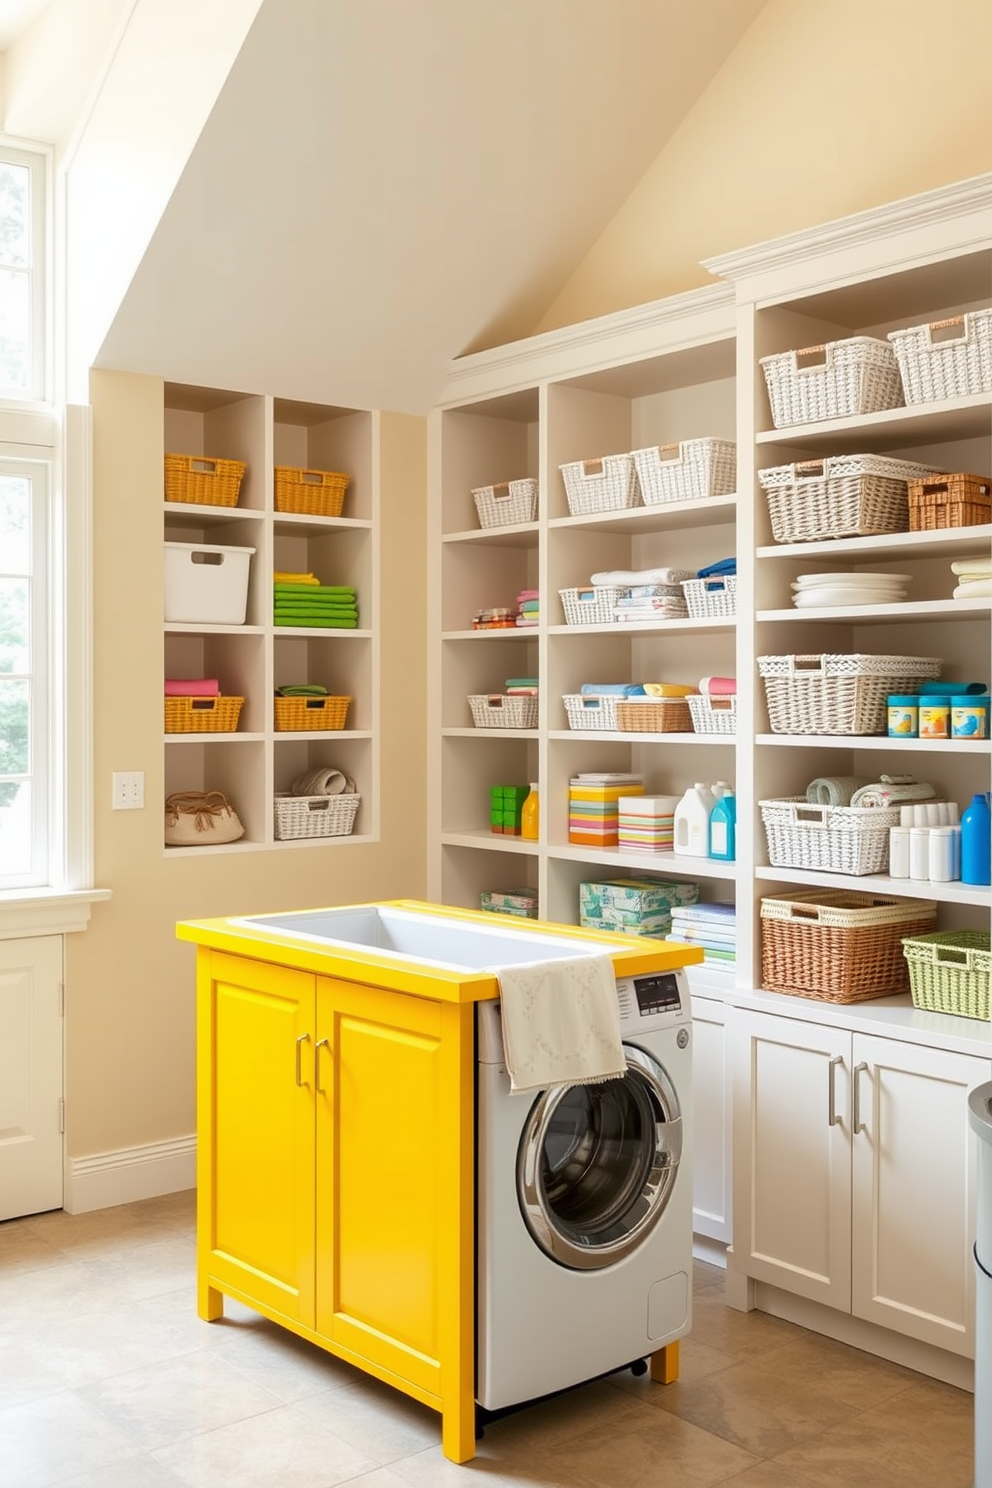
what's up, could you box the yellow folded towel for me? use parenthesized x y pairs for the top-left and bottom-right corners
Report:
(273, 570), (320, 584)
(643, 682), (699, 698)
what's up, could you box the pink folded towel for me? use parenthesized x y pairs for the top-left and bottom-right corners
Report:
(165, 678), (220, 697)
(698, 676), (736, 697)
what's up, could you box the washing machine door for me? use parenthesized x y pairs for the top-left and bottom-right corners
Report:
(517, 1044), (682, 1271)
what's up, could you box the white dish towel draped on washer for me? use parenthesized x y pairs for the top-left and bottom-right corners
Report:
(486, 953), (626, 1096)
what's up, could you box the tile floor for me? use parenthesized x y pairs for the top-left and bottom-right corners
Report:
(0, 1190), (975, 1488)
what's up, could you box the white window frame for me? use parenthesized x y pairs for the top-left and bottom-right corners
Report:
(0, 139), (50, 409)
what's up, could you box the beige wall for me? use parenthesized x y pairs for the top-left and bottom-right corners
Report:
(64, 372), (427, 1159)
(537, 0), (992, 331)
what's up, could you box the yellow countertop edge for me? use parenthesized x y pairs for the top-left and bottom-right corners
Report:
(176, 899), (703, 1004)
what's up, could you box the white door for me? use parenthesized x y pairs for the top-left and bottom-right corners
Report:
(0, 935), (63, 1219)
(691, 995), (732, 1243)
(851, 1033), (989, 1357)
(733, 1010), (852, 1308)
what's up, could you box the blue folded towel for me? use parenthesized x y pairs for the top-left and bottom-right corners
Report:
(579, 683), (646, 697)
(697, 557), (737, 578)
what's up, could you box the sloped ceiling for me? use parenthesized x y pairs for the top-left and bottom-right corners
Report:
(93, 0), (768, 414)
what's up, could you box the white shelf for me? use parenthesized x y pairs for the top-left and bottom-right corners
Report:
(755, 390), (992, 452)
(273, 513), (372, 534)
(549, 729), (733, 745)
(442, 629), (538, 641)
(164, 731), (267, 744)
(757, 864), (990, 906)
(549, 493), (737, 535)
(165, 623), (266, 635)
(441, 830), (540, 854)
(442, 523), (539, 548)
(758, 526), (992, 561)
(755, 734), (992, 753)
(549, 843), (738, 879)
(757, 599), (992, 624)
(549, 618), (736, 637)
(272, 628), (373, 639)
(442, 727), (539, 739)
(164, 501), (262, 525)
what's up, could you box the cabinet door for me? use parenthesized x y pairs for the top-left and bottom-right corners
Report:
(733, 1010), (851, 1307)
(851, 1034), (990, 1356)
(198, 951), (316, 1325)
(0, 935), (62, 1220)
(691, 995), (732, 1243)
(314, 976), (474, 1404)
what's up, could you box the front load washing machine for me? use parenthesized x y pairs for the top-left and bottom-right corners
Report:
(476, 965), (692, 1412)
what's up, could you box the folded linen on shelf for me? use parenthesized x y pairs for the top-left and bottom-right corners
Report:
(488, 952), (626, 1095)
(164, 678), (220, 697)
(590, 567), (693, 586)
(273, 571), (320, 584)
(274, 615), (358, 627)
(698, 676), (737, 696)
(696, 557), (737, 578)
(805, 776), (872, 807)
(951, 558), (992, 576)
(849, 776), (936, 808)
(277, 684), (328, 697)
(954, 578), (992, 598)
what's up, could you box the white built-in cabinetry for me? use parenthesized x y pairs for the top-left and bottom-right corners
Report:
(162, 385), (379, 852)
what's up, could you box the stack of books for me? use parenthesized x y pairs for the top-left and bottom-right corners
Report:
(666, 902), (737, 969)
(617, 794), (678, 852)
(569, 773), (644, 847)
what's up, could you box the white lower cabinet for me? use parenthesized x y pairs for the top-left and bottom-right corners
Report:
(0, 935), (63, 1220)
(732, 1008), (990, 1358)
(690, 994), (732, 1245)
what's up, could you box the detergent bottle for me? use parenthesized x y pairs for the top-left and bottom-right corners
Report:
(674, 783), (714, 858)
(961, 792), (991, 886)
(708, 788), (736, 861)
(521, 784), (540, 842)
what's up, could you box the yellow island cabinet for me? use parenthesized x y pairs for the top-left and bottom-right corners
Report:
(176, 899), (701, 1463)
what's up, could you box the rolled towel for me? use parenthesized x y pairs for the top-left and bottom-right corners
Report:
(954, 578), (992, 598)
(850, 779), (936, 808)
(951, 558), (992, 576)
(805, 776), (872, 807)
(291, 767), (354, 796)
(698, 676), (737, 697)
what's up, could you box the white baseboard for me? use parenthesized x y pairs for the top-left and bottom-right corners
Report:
(692, 1234), (729, 1269)
(64, 1135), (196, 1214)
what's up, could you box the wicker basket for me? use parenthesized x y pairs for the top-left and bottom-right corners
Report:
(757, 653), (942, 736)
(274, 467), (349, 518)
(759, 337), (904, 428)
(631, 439), (736, 505)
(164, 454), (246, 508)
(273, 792), (360, 840)
(274, 695), (350, 731)
(468, 694), (538, 729)
(681, 575), (737, 620)
(559, 586), (623, 626)
(758, 455), (936, 543)
(559, 454), (638, 516)
(760, 890), (938, 1003)
(908, 472), (992, 531)
(686, 694), (737, 735)
(472, 479), (538, 529)
(563, 694), (623, 731)
(888, 311), (992, 404)
(760, 797), (900, 876)
(902, 929), (992, 1020)
(615, 698), (693, 733)
(164, 695), (244, 733)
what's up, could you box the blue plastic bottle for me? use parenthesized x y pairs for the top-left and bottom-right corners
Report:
(708, 789), (737, 861)
(961, 792), (991, 886)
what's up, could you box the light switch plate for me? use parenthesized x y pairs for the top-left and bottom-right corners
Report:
(112, 771), (145, 810)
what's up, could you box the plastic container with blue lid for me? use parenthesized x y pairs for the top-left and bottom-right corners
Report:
(952, 696), (990, 739)
(887, 694), (920, 738)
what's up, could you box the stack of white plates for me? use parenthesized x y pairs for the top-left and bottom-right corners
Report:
(791, 572), (910, 608)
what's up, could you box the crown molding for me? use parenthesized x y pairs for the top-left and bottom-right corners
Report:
(702, 173), (992, 284)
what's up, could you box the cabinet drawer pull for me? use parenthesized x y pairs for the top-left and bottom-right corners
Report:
(853, 1061), (869, 1134)
(314, 1036), (330, 1093)
(295, 1033), (311, 1086)
(827, 1055), (843, 1127)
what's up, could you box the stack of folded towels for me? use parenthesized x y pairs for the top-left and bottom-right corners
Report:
(951, 557), (992, 600)
(586, 565), (693, 623)
(165, 677), (220, 697)
(516, 589), (539, 627)
(273, 570), (358, 628)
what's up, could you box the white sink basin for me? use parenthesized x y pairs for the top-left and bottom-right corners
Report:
(235, 905), (611, 973)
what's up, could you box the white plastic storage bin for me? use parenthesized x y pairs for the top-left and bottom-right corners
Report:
(164, 543), (255, 625)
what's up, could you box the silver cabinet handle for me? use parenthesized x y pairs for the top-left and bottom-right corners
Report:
(853, 1061), (869, 1134)
(295, 1033), (311, 1086)
(314, 1037), (330, 1093)
(827, 1055), (843, 1127)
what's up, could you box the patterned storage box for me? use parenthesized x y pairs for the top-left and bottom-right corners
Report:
(472, 479), (538, 529)
(580, 877), (698, 937)
(559, 454), (638, 516)
(479, 888), (539, 919)
(888, 311), (992, 404)
(631, 439), (736, 506)
(759, 336), (904, 428)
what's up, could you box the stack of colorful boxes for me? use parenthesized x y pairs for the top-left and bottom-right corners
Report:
(568, 773), (644, 847)
(579, 877), (699, 939)
(617, 794), (679, 852)
(490, 784), (530, 835)
(479, 888), (539, 919)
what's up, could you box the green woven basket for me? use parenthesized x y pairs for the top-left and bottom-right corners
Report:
(902, 930), (992, 1020)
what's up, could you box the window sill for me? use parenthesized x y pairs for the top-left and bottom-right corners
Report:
(0, 888), (113, 939)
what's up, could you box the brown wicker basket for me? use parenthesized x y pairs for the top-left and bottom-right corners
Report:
(908, 472), (992, 531)
(274, 695), (350, 731)
(760, 889), (937, 1003)
(615, 698), (693, 733)
(164, 696), (244, 733)
(274, 467), (349, 517)
(164, 454), (246, 507)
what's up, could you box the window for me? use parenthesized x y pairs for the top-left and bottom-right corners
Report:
(0, 144), (46, 404)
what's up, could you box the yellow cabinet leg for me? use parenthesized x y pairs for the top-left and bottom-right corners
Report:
(441, 1381), (477, 1464)
(198, 1280), (223, 1322)
(650, 1340), (680, 1384)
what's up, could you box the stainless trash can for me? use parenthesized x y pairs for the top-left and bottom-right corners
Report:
(969, 1082), (992, 1488)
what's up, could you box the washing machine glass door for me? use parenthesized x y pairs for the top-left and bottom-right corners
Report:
(517, 1044), (682, 1271)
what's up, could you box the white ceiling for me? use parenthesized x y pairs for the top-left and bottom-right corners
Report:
(92, 0), (767, 414)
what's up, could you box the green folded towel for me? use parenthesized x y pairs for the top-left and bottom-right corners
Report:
(273, 584), (356, 596)
(273, 609), (358, 620)
(276, 684), (328, 697)
(274, 616), (358, 628)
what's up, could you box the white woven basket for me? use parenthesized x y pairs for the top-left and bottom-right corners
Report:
(631, 439), (736, 505)
(559, 454), (638, 516)
(757, 653), (942, 735)
(888, 311), (992, 405)
(563, 694), (623, 731)
(760, 797), (900, 876)
(468, 693), (538, 729)
(472, 478), (538, 529)
(273, 793), (360, 840)
(559, 586), (623, 626)
(681, 575), (737, 619)
(758, 454), (938, 544)
(760, 337), (904, 428)
(687, 694), (737, 735)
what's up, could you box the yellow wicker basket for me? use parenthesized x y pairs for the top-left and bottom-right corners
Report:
(274, 695), (350, 731)
(164, 454), (246, 507)
(164, 696), (244, 733)
(274, 467), (349, 517)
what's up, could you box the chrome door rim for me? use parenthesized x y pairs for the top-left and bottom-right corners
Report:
(517, 1044), (682, 1270)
